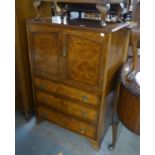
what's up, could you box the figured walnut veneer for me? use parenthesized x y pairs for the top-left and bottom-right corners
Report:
(26, 18), (130, 149)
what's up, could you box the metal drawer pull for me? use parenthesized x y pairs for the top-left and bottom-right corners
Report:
(82, 96), (88, 102)
(80, 128), (86, 134)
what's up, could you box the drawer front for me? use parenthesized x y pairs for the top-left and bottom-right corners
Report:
(36, 91), (98, 123)
(37, 105), (97, 139)
(34, 78), (99, 106)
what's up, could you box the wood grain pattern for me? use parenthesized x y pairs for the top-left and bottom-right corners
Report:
(37, 105), (97, 139)
(62, 29), (109, 93)
(27, 18), (130, 148)
(32, 32), (60, 80)
(97, 29), (130, 143)
(118, 82), (140, 135)
(106, 29), (131, 95)
(16, 1), (35, 118)
(27, 18), (131, 34)
(34, 78), (100, 106)
(36, 91), (98, 123)
(66, 34), (101, 86)
(15, 67), (24, 111)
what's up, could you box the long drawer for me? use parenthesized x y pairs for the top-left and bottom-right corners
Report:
(37, 105), (97, 139)
(36, 91), (98, 123)
(34, 78), (99, 106)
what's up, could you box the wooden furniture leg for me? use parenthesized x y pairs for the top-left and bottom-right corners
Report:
(90, 140), (100, 150)
(108, 114), (120, 150)
(108, 69), (122, 150)
(36, 116), (44, 124)
(25, 112), (31, 121)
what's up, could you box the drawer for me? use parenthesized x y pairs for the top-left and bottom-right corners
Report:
(37, 105), (97, 139)
(34, 78), (99, 106)
(36, 91), (98, 123)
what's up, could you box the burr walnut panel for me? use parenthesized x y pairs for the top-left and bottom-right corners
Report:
(32, 32), (60, 80)
(37, 105), (97, 139)
(65, 34), (102, 86)
(36, 90), (98, 123)
(34, 78), (99, 106)
(26, 19), (130, 149)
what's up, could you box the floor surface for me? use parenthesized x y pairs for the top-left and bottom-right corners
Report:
(15, 112), (140, 155)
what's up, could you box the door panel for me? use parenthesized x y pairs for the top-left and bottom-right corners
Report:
(63, 31), (105, 91)
(32, 32), (60, 80)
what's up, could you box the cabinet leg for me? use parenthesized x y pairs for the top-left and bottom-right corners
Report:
(36, 116), (44, 124)
(90, 140), (100, 150)
(108, 114), (120, 151)
(25, 112), (31, 121)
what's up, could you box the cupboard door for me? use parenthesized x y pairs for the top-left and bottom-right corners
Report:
(63, 30), (106, 91)
(30, 31), (60, 81)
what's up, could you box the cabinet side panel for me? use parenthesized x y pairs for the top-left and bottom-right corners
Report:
(106, 28), (131, 96)
(97, 28), (130, 142)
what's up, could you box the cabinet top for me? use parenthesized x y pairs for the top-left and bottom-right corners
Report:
(27, 17), (131, 34)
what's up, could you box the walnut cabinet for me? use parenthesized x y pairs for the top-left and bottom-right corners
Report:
(26, 18), (130, 149)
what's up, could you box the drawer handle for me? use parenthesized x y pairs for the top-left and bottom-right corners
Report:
(82, 96), (88, 102)
(80, 128), (86, 134)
